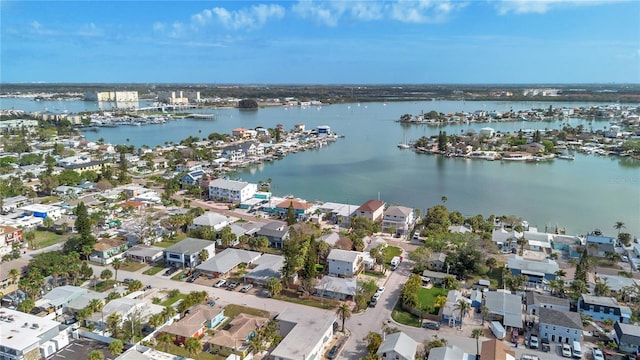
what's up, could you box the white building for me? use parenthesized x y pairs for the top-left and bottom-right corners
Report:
(381, 205), (415, 237)
(270, 307), (336, 360)
(327, 249), (363, 278)
(0, 308), (64, 360)
(208, 178), (257, 204)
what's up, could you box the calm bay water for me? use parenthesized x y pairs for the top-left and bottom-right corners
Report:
(3, 98), (639, 236)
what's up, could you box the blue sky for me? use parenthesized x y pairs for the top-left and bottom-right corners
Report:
(1, 0), (639, 84)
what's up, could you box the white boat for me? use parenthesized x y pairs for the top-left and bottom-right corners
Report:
(397, 143), (411, 149)
(557, 155), (575, 160)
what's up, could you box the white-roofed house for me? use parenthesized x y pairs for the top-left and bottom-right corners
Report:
(427, 345), (475, 360)
(377, 331), (419, 360)
(314, 276), (357, 300)
(326, 249), (364, 278)
(441, 290), (471, 326)
(208, 178), (257, 204)
(87, 297), (165, 334)
(483, 291), (524, 329)
(244, 254), (284, 286)
(506, 255), (559, 284)
(35, 285), (88, 318)
(270, 306), (337, 360)
(190, 212), (235, 232)
(0, 308), (62, 360)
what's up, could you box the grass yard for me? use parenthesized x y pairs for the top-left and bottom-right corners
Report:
(32, 230), (72, 249)
(391, 301), (421, 327)
(416, 287), (448, 314)
(160, 293), (187, 307)
(171, 271), (187, 281)
(155, 342), (224, 360)
(223, 304), (270, 319)
(272, 290), (339, 310)
(94, 280), (117, 292)
(120, 261), (147, 272)
(384, 246), (402, 264)
(143, 264), (165, 276)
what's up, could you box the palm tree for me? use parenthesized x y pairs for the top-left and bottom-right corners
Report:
(594, 279), (611, 297)
(614, 222), (625, 237)
(108, 339), (123, 356)
(472, 328), (484, 355)
(554, 269), (567, 280)
(184, 337), (202, 360)
(480, 305), (489, 325)
(88, 350), (104, 360)
(336, 303), (352, 332)
(198, 249), (209, 263)
(157, 333), (172, 351)
(8, 268), (19, 285)
(88, 299), (103, 313)
(111, 258), (122, 283)
(454, 299), (471, 329)
(105, 313), (122, 338)
(161, 306), (176, 323)
(517, 236), (527, 256)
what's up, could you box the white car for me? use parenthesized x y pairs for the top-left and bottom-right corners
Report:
(561, 344), (572, 358)
(372, 292), (381, 301)
(529, 335), (539, 349)
(376, 286), (385, 294)
(592, 347), (604, 360)
(214, 279), (227, 288)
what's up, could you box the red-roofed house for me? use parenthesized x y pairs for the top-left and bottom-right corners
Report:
(275, 199), (314, 221)
(0, 225), (22, 256)
(356, 200), (386, 222)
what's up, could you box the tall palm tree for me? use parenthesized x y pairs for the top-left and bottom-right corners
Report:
(184, 337), (202, 360)
(336, 303), (352, 332)
(594, 279), (611, 297)
(454, 299), (471, 330)
(614, 222), (625, 237)
(157, 333), (172, 351)
(472, 328), (484, 355)
(111, 258), (122, 283)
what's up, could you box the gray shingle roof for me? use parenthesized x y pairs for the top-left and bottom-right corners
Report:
(377, 332), (418, 360)
(615, 322), (640, 346)
(525, 291), (570, 308)
(197, 248), (261, 274)
(164, 237), (214, 256)
(539, 307), (583, 330)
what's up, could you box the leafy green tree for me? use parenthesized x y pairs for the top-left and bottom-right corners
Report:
(17, 298), (35, 313)
(100, 269), (113, 281)
(157, 333), (172, 351)
(614, 221), (625, 237)
(286, 202), (296, 225)
(128, 279), (143, 292)
(302, 236), (317, 280)
(184, 337), (202, 360)
(266, 278), (282, 297)
(105, 312), (122, 338)
(365, 331), (382, 355)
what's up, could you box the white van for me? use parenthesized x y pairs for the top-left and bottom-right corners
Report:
(571, 341), (582, 359)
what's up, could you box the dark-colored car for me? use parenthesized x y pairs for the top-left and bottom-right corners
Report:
(123, 278), (134, 284)
(422, 321), (440, 330)
(226, 282), (240, 290)
(327, 346), (338, 359)
(369, 298), (377, 307)
(164, 267), (177, 276)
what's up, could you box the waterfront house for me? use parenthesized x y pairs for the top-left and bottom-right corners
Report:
(377, 331), (418, 360)
(160, 304), (224, 345)
(614, 322), (640, 354)
(256, 221), (289, 249)
(355, 199), (385, 223)
(578, 294), (632, 323)
(314, 276), (357, 300)
(196, 248), (261, 279)
(90, 238), (127, 265)
(506, 255), (559, 283)
(163, 237), (215, 269)
(208, 178), (257, 204)
(520, 142), (546, 153)
(176, 161), (203, 173)
(207, 313), (269, 359)
(524, 291), (571, 316)
(538, 307), (583, 344)
(492, 227), (523, 251)
(326, 249), (363, 278)
(593, 274), (640, 300)
(381, 205), (415, 237)
(275, 198), (313, 221)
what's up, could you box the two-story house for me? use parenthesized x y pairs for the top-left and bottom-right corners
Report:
(614, 321), (640, 354)
(89, 238), (127, 265)
(538, 307), (583, 345)
(355, 200), (385, 223)
(160, 305), (225, 345)
(256, 221), (289, 249)
(506, 255), (559, 284)
(181, 170), (206, 186)
(163, 237), (216, 269)
(275, 199), (313, 221)
(327, 249), (363, 278)
(0, 224), (22, 256)
(578, 294), (632, 324)
(208, 179), (257, 204)
(524, 291), (571, 316)
(381, 205), (415, 237)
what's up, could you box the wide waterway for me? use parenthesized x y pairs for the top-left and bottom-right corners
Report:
(3, 98), (639, 236)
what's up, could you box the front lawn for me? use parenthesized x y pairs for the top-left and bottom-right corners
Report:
(224, 304), (270, 319)
(153, 342), (224, 360)
(272, 289), (339, 310)
(391, 301), (421, 327)
(119, 261), (146, 272)
(32, 230), (72, 249)
(384, 246), (402, 264)
(143, 264), (165, 276)
(161, 293), (187, 307)
(94, 280), (117, 292)
(416, 287), (448, 314)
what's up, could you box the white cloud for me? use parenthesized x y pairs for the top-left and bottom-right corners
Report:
(153, 22), (165, 32)
(191, 3), (285, 31)
(293, 0), (464, 26)
(388, 0), (466, 23)
(78, 22), (102, 37)
(496, 0), (617, 15)
(31, 20), (42, 31)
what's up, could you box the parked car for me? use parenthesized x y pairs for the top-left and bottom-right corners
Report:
(561, 344), (572, 358)
(227, 282), (240, 290)
(376, 286), (385, 295)
(164, 267), (177, 276)
(422, 321), (440, 330)
(241, 284), (253, 293)
(372, 292), (381, 301)
(214, 279), (227, 288)
(327, 346), (338, 359)
(529, 335), (539, 349)
(368, 298), (377, 307)
(592, 347), (604, 360)
(123, 278), (134, 284)
(207, 300), (216, 307)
